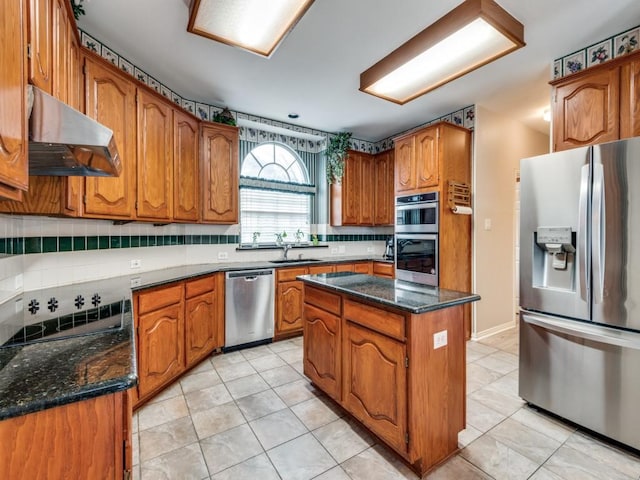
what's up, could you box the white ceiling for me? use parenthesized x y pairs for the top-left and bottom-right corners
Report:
(78, 0), (640, 142)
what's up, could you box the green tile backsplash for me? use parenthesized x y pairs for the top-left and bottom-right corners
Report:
(0, 234), (388, 256)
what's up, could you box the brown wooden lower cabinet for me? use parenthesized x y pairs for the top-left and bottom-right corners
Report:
(303, 284), (466, 476)
(0, 391), (131, 480)
(372, 261), (394, 278)
(275, 266), (307, 339)
(133, 274), (223, 407)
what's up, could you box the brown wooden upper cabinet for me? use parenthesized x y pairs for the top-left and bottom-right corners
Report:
(552, 49), (640, 151)
(84, 53), (138, 219)
(0, 0), (28, 201)
(201, 123), (239, 224)
(331, 150), (393, 226)
(393, 122), (470, 196)
(136, 88), (174, 221)
(173, 110), (200, 222)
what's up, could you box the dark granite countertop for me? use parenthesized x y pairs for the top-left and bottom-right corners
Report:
(0, 255), (386, 420)
(0, 306), (136, 420)
(298, 272), (480, 314)
(129, 255), (389, 291)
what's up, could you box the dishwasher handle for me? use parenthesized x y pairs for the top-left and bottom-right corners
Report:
(226, 269), (274, 279)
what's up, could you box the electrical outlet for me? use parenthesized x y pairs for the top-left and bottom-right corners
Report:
(130, 259), (141, 269)
(484, 218), (492, 231)
(15, 298), (23, 313)
(331, 247), (338, 254)
(218, 251), (228, 260)
(366, 247), (374, 253)
(338, 245), (346, 254)
(130, 277), (142, 288)
(14, 274), (23, 290)
(433, 330), (448, 349)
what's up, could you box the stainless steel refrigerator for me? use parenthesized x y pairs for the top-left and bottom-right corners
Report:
(519, 136), (640, 450)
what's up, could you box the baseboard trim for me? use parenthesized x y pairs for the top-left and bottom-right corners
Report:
(472, 320), (517, 341)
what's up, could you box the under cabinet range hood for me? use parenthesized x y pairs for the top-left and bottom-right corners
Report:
(27, 85), (122, 177)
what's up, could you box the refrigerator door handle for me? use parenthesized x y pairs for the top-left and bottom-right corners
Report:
(592, 162), (605, 304)
(522, 312), (640, 350)
(578, 164), (590, 302)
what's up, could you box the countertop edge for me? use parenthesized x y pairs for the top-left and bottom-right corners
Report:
(299, 274), (480, 314)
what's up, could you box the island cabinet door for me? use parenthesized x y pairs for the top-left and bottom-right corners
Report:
(343, 321), (408, 455)
(303, 303), (341, 401)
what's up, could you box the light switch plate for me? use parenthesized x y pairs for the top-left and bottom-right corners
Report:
(433, 330), (448, 349)
(130, 277), (142, 288)
(130, 259), (141, 269)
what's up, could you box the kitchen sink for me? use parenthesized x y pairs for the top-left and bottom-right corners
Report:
(269, 258), (322, 264)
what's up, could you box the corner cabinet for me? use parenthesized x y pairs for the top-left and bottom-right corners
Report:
(201, 123), (239, 224)
(331, 150), (393, 226)
(0, 0), (28, 201)
(551, 49), (640, 151)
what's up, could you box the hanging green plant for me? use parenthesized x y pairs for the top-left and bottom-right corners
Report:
(71, 0), (86, 20)
(325, 132), (352, 184)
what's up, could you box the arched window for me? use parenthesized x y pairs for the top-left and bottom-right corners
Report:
(240, 142), (313, 245)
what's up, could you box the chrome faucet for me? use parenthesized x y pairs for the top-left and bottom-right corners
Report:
(282, 243), (292, 260)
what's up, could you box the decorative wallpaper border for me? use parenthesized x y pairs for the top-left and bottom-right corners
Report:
(78, 28), (475, 154)
(0, 234), (389, 256)
(553, 24), (639, 79)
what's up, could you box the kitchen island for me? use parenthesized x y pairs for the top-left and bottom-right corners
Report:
(299, 272), (480, 477)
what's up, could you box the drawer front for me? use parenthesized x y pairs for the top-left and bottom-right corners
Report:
(308, 264), (335, 275)
(136, 284), (183, 315)
(353, 262), (371, 274)
(277, 266), (308, 282)
(185, 275), (216, 299)
(304, 285), (341, 315)
(344, 299), (405, 341)
(373, 262), (394, 278)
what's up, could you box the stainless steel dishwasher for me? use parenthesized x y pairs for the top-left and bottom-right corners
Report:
(225, 269), (275, 350)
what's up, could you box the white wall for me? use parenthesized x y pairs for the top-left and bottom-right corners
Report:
(472, 106), (549, 338)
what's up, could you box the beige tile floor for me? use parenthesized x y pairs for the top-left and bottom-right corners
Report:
(131, 328), (640, 479)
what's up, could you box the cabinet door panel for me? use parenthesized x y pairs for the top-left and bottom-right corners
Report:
(174, 110), (199, 222)
(303, 303), (341, 400)
(185, 291), (219, 367)
(28, 0), (53, 93)
(0, 393), (122, 479)
(359, 154), (374, 224)
(342, 152), (360, 224)
(394, 136), (414, 193)
(621, 59), (640, 139)
(553, 67), (619, 151)
(201, 125), (238, 223)
(137, 304), (185, 399)
(276, 280), (304, 334)
(0, 0), (28, 196)
(84, 56), (136, 218)
(374, 151), (393, 225)
(415, 128), (438, 188)
(343, 321), (407, 454)
(137, 89), (172, 220)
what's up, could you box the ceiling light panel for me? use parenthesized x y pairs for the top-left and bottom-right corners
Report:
(188, 0), (314, 57)
(360, 0), (524, 104)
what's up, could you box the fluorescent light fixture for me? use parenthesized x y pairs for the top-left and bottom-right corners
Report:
(360, 0), (524, 104)
(187, 0), (314, 57)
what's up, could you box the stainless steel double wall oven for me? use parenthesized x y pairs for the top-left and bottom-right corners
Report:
(394, 192), (439, 285)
